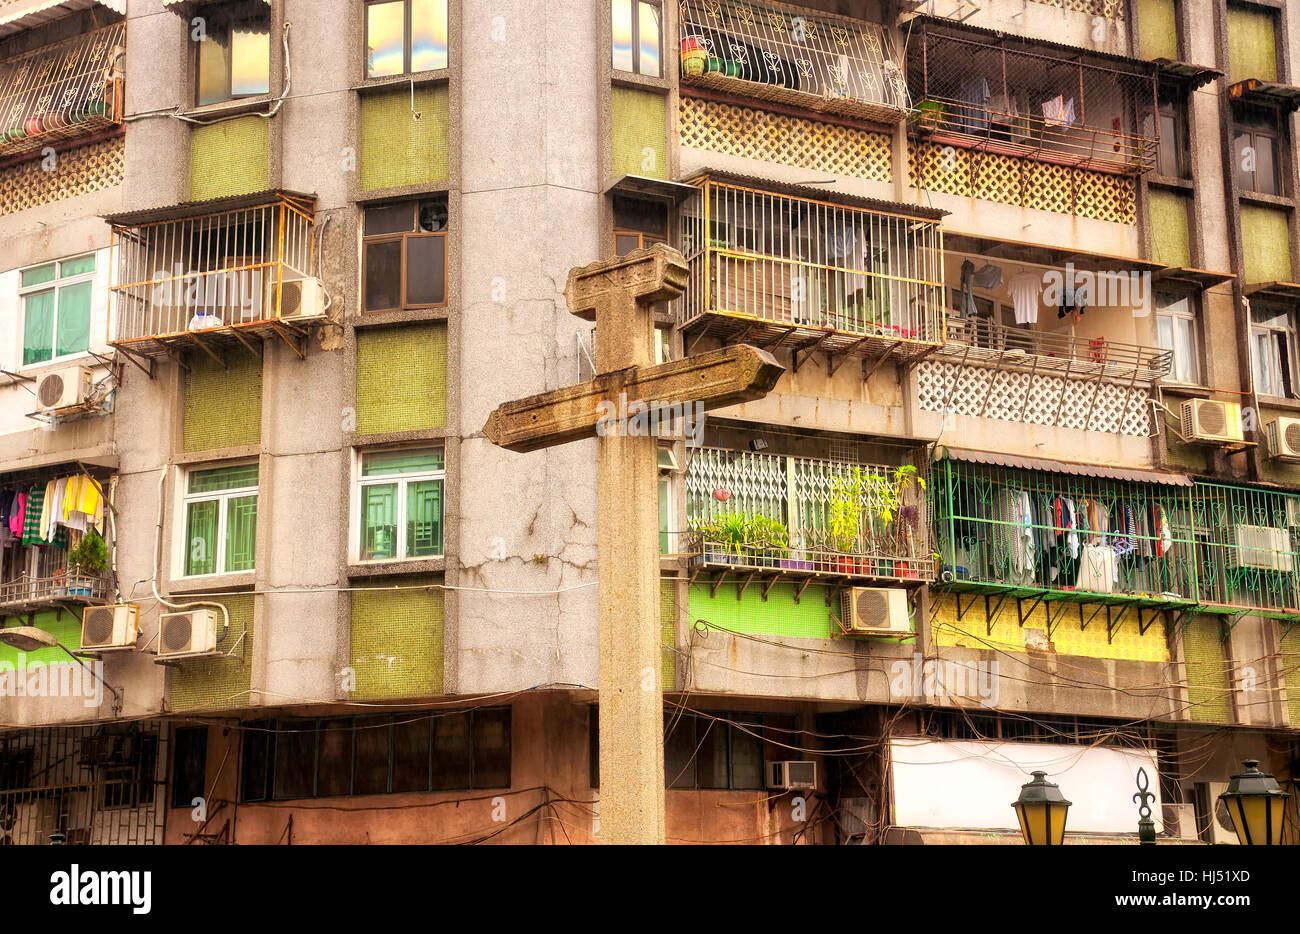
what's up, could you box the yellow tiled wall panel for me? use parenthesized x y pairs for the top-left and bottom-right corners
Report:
(1226, 4), (1277, 83)
(612, 86), (668, 180)
(1183, 617), (1232, 723)
(359, 84), (449, 192)
(191, 117), (270, 202)
(350, 585), (444, 699)
(355, 323), (447, 434)
(169, 595), (255, 712)
(183, 351), (263, 452)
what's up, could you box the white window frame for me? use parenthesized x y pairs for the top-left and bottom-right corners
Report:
(351, 446), (446, 563)
(1155, 292), (1201, 386)
(1251, 303), (1297, 399)
(18, 253), (97, 370)
(175, 462), (260, 579)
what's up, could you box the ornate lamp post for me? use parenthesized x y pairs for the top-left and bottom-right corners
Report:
(1219, 759), (1290, 846)
(1012, 771), (1072, 845)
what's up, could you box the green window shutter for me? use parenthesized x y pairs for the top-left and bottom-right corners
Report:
(355, 323), (447, 434)
(359, 84), (449, 192)
(22, 290), (55, 365)
(611, 86), (667, 179)
(54, 281), (92, 357)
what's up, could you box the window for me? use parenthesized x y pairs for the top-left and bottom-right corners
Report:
(171, 726), (209, 809)
(365, 0), (448, 77)
(613, 195), (668, 256)
(195, 1), (271, 106)
(1233, 106), (1283, 196)
(100, 732), (158, 809)
(1154, 86), (1188, 179)
(20, 254), (94, 367)
(182, 463), (259, 576)
(657, 445), (676, 554)
(1155, 292), (1201, 384)
(240, 709), (511, 801)
(362, 197), (448, 313)
(611, 0), (661, 77)
(1251, 303), (1297, 397)
(664, 711), (780, 790)
(356, 447), (445, 561)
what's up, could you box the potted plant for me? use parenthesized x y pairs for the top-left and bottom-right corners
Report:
(747, 515), (788, 568)
(781, 530), (813, 572)
(699, 513), (750, 564)
(829, 469), (866, 575)
(66, 532), (109, 597)
(680, 36), (707, 76)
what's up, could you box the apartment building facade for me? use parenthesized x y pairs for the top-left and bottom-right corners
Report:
(0, 0), (1296, 845)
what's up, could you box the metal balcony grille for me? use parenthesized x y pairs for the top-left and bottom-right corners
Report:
(0, 573), (112, 613)
(679, 0), (910, 124)
(676, 174), (946, 362)
(935, 317), (1173, 382)
(685, 446), (934, 582)
(0, 21), (125, 159)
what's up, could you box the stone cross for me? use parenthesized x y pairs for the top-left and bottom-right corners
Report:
(483, 243), (784, 844)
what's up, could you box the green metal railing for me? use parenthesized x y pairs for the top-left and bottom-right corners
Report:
(932, 458), (1300, 616)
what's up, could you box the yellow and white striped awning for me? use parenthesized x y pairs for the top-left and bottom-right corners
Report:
(0, 1), (124, 40)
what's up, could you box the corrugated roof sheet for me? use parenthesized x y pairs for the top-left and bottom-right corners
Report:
(936, 447), (1194, 487)
(0, 0), (121, 39)
(102, 189), (316, 227)
(684, 169), (948, 221)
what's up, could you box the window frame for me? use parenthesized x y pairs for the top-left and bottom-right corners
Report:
(1154, 85), (1189, 179)
(18, 253), (97, 369)
(363, 0), (449, 79)
(610, 0), (662, 77)
(192, 1), (273, 108)
(178, 462), (260, 578)
(1155, 291), (1202, 386)
(1250, 302), (1298, 398)
(1232, 106), (1286, 197)
(352, 445), (447, 563)
(361, 199), (449, 314)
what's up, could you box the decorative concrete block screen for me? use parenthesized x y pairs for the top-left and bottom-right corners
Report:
(0, 136), (123, 215)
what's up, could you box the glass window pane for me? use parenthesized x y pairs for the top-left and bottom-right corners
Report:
(362, 448), (444, 476)
(364, 203), (414, 236)
(272, 720), (316, 799)
(658, 475), (669, 554)
(1254, 330), (1278, 396)
(188, 463), (259, 494)
(224, 494), (259, 572)
(352, 716), (391, 796)
(431, 712), (471, 790)
(184, 499), (218, 576)
(240, 720), (271, 801)
(471, 709), (511, 788)
(22, 290), (55, 366)
(59, 255), (95, 278)
(615, 233), (641, 257)
(1173, 316), (1196, 383)
(366, 0), (406, 77)
(405, 235), (446, 306)
(665, 714), (695, 788)
(406, 478), (443, 557)
(316, 718), (353, 797)
(695, 718), (729, 789)
(391, 715), (431, 793)
(361, 482), (398, 560)
(638, 2), (661, 77)
(197, 28), (231, 106)
(1234, 132), (1255, 191)
(730, 720), (764, 789)
(21, 264), (56, 288)
(410, 0), (449, 72)
(364, 239), (403, 312)
(1257, 136), (1278, 196)
(611, 0), (633, 72)
(55, 281), (92, 358)
(230, 23), (271, 97)
(1157, 112), (1178, 176)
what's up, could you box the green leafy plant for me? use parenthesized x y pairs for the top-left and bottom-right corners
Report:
(699, 512), (751, 558)
(829, 469), (866, 554)
(67, 531), (109, 577)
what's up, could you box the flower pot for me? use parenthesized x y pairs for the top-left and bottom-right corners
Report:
(706, 56), (725, 73)
(24, 115), (44, 136)
(680, 37), (707, 77)
(724, 60), (741, 77)
(836, 556), (856, 575)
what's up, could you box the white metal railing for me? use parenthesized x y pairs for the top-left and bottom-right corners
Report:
(0, 573), (112, 609)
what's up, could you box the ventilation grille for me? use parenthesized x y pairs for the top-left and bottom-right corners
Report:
(37, 374), (65, 408)
(81, 608), (116, 647)
(162, 614), (193, 653)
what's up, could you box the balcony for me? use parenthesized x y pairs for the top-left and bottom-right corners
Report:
(676, 173), (947, 364)
(932, 454), (1300, 625)
(0, 572), (112, 614)
(678, 0), (910, 125)
(685, 446), (934, 585)
(906, 16), (1158, 175)
(0, 20), (124, 160)
(106, 190), (319, 363)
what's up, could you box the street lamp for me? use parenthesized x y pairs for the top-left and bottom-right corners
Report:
(0, 625), (123, 715)
(1219, 759), (1290, 846)
(1013, 770), (1072, 845)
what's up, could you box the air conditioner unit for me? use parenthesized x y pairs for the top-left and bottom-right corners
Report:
(35, 366), (92, 412)
(1266, 416), (1300, 461)
(1181, 399), (1243, 444)
(839, 587), (911, 636)
(767, 760), (817, 790)
(271, 276), (327, 322)
(80, 604), (139, 652)
(1204, 781), (1238, 845)
(1229, 524), (1294, 572)
(157, 608), (219, 659)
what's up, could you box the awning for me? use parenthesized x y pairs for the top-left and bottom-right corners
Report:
(1153, 266), (1235, 289)
(102, 188), (316, 227)
(0, 0), (122, 39)
(684, 169), (949, 221)
(1229, 78), (1300, 112)
(1245, 281), (1300, 302)
(943, 231), (1163, 274)
(162, 0), (266, 11)
(606, 174), (700, 205)
(1153, 59), (1223, 89)
(936, 446), (1195, 486)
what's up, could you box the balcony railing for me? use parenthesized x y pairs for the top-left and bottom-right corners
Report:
(107, 192), (317, 357)
(679, 0), (910, 124)
(685, 446), (935, 583)
(676, 174), (946, 361)
(0, 21), (125, 159)
(0, 573), (113, 612)
(932, 457), (1300, 617)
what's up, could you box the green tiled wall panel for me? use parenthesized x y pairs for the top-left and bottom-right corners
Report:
(689, 576), (837, 639)
(184, 352), (262, 452)
(355, 323), (447, 434)
(350, 586), (444, 698)
(1149, 188), (1191, 269)
(170, 595), (255, 712)
(611, 87), (667, 180)
(0, 609), (81, 668)
(359, 84), (449, 192)
(191, 117), (270, 202)
(1227, 4), (1277, 83)
(1137, 0), (1179, 61)
(1240, 204), (1292, 284)
(1184, 617), (1232, 723)
(661, 578), (676, 689)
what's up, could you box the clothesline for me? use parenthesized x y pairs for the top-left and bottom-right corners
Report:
(0, 476), (106, 551)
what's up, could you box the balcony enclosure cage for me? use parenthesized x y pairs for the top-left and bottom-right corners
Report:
(0, 20), (124, 159)
(685, 446), (935, 583)
(932, 456), (1300, 620)
(107, 191), (317, 359)
(676, 174), (946, 362)
(679, 0), (910, 124)
(907, 18), (1159, 175)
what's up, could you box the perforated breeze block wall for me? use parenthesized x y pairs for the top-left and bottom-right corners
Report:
(1183, 617), (1232, 723)
(930, 592), (1170, 662)
(183, 352), (263, 452)
(359, 84), (449, 192)
(190, 117), (269, 202)
(0, 136), (123, 215)
(0, 609), (81, 668)
(169, 595), (255, 712)
(355, 323), (447, 434)
(679, 97), (891, 181)
(350, 585), (444, 699)
(612, 86), (667, 179)
(1240, 204), (1292, 284)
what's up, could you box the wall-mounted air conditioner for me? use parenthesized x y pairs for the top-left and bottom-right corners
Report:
(1200, 782), (1238, 845)
(36, 366), (92, 412)
(1266, 416), (1300, 461)
(1229, 524), (1294, 573)
(767, 760), (817, 791)
(157, 608), (219, 660)
(270, 275), (327, 322)
(1180, 399), (1243, 444)
(80, 604), (139, 652)
(839, 587), (911, 636)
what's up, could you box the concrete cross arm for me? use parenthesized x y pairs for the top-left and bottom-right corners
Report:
(482, 344), (785, 453)
(565, 242), (690, 322)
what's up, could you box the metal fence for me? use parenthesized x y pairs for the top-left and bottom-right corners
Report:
(0, 573), (112, 613)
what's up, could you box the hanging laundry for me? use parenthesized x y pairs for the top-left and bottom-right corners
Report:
(957, 75), (992, 132)
(22, 486), (45, 547)
(1041, 95), (1077, 128)
(1007, 271), (1042, 325)
(974, 262), (1003, 290)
